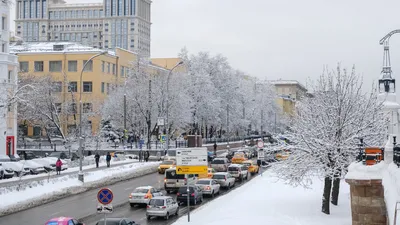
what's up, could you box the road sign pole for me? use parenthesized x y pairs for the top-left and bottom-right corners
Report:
(186, 174), (190, 222)
(104, 213), (107, 225)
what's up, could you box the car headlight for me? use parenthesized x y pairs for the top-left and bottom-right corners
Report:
(158, 166), (161, 169)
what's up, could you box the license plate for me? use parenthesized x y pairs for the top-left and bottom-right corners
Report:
(167, 182), (175, 184)
(182, 194), (188, 196)
(134, 196), (141, 199)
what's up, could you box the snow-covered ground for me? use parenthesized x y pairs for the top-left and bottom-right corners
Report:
(173, 172), (351, 225)
(0, 157), (137, 184)
(0, 161), (160, 216)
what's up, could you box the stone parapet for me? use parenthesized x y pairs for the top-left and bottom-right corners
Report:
(346, 178), (387, 225)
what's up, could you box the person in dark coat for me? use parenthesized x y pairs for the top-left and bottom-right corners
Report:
(106, 152), (111, 167)
(145, 150), (150, 162)
(213, 142), (217, 157)
(95, 152), (100, 168)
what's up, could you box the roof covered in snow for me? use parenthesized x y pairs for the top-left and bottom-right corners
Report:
(49, 0), (103, 7)
(269, 79), (308, 91)
(9, 42), (116, 56)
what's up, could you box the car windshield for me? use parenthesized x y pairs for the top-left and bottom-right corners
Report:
(228, 167), (239, 171)
(234, 153), (244, 157)
(166, 170), (185, 179)
(161, 161), (174, 165)
(243, 162), (251, 166)
(133, 188), (149, 193)
(178, 186), (194, 193)
(0, 155), (10, 162)
(212, 174), (226, 179)
(196, 180), (211, 185)
(149, 199), (164, 206)
(211, 159), (225, 164)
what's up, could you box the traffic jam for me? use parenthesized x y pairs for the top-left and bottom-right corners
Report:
(45, 143), (290, 225)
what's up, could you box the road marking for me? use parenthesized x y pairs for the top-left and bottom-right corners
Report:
(124, 187), (132, 191)
(49, 211), (60, 216)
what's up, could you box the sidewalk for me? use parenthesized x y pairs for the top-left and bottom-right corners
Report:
(0, 159), (138, 188)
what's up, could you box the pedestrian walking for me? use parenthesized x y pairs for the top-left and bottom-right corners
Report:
(95, 152), (100, 168)
(56, 158), (63, 175)
(213, 142), (217, 157)
(145, 150), (150, 162)
(106, 152), (111, 167)
(257, 159), (262, 176)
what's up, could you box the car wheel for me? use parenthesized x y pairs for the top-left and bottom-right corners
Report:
(130, 203), (135, 207)
(211, 191), (214, 198)
(164, 212), (169, 220)
(227, 183), (231, 190)
(175, 207), (179, 216)
(147, 215), (151, 220)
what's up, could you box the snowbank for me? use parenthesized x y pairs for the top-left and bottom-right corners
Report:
(345, 162), (386, 180)
(173, 172), (351, 225)
(382, 163), (400, 225)
(0, 162), (160, 216)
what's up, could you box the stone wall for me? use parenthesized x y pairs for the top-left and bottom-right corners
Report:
(345, 179), (387, 225)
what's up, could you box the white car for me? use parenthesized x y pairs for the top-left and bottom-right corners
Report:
(0, 164), (14, 179)
(146, 196), (179, 220)
(0, 161), (30, 177)
(129, 186), (163, 207)
(32, 157), (68, 171)
(21, 160), (47, 174)
(212, 172), (236, 189)
(195, 179), (221, 197)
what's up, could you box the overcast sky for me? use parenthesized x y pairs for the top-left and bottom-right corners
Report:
(151, 0), (400, 91)
(8, 0), (400, 91)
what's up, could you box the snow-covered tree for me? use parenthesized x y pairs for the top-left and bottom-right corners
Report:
(272, 65), (387, 215)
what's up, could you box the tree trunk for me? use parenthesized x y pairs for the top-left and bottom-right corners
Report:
(331, 169), (342, 205)
(322, 176), (332, 214)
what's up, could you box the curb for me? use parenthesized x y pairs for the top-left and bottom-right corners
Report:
(0, 164), (159, 217)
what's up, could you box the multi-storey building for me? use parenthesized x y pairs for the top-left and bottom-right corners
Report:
(269, 80), (309, 116)
(14, 0), (151, 56)
(10, 41), (163, 137)
(0, 0), (19, 155)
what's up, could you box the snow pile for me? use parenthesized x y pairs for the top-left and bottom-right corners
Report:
(345, 162), (387, 180)
(382, 163), (400, 225)
(0, 161), (160, 216)
(173, 172), (351, 225)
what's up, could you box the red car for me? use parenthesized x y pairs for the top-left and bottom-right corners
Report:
(45, 217), (84, 225)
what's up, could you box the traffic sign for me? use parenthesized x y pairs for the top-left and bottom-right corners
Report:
(257, 141), (264, 148)
(176, 165), (208, 174)
(97, 204), (113, 214)
(97, 188), (113, 205)
(157, 118), (165, 126)
(176, 148), (208, 166)
(160, 135), (166, 143)
(258, 149), (265, 160)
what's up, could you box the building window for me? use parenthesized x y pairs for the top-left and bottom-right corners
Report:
(107, 62), (110, 73)
(1, 43), (5, 52)
(34, 61), (44, 72)
(102, 61), (105, 72)
(83, 60), (93, 72)
(69, 103), (77, 114)
(52, 82), (62, 92)
(1, 16), (6, 30)
(120, 66), (124, 77)
(55, 103), (62, 113)
(83, 81), (92, 92)
(68, 81), (77, 92)
(68, 60), (77, 72)
(8, 71), (12, 83)
(101, 82), (105, 93)
(83, 103), (92, 113)
(20, 61), (29, 72)
(49, 61), (62, 72)
(112, 64), (116, 75)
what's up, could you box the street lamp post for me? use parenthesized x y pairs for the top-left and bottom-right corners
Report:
(78, 51), (107, 182)
(165, 61), (184, 153)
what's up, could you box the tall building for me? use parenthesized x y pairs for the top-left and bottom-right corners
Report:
(0, 0), (19, 156)
(14, 0), (151, 56)
(269, 80), (308, 116)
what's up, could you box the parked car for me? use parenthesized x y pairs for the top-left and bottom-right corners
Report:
(195, 179), (220, 197)
(164, 168), (197, 193)
(32, 157), (68, 171)
(20, 151), (41, 160)
(95, 218), (138, 225)
(45, 217), (85, 225)
(228, 164), (249, 181)
(129, 186), (163, 207)
(212, 172), (235, 189)
(176, 185), (203, 205)
(0, 156), (29, 176)
(21, 160), (47, 174)
(9, 154), (21, 162)
(146, 196), (179, 220)
(49, 151), (79, 161)
(210, 158), (230, 172)
(0, 164), (14, 179)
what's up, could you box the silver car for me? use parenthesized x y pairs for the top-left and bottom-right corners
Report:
(129, 186), (163, 206)
(146, 196), (179, 220)
(210, 158), (229, 172)
(195, 179), (220, 197)
(212, 172), (236, 189)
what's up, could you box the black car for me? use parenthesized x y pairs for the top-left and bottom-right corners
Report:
(96, 218), (138, 225)
(22, 151), (40, 160)
(48, 151), (80, 161)
(176, 186), (203, 205)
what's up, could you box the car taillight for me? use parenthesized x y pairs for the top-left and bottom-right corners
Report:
(162, 206), (166, 209)
(184, 178), (187, 184)
(147, 205), (151, 208)
(177, 192), (180, 196)
(129, 195), (132, 199)
(191, 193), (195, 197)
(144, 195), (149, 199)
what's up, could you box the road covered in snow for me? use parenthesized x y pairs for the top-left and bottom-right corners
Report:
(173, 171), (351, 225)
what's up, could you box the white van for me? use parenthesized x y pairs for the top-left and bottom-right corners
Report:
(164, 168), (197, 193)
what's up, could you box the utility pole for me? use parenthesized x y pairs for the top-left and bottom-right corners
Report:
(124, 93), (127, 144)
(227, 104), (230, 148)
(260, 109), (263, 136)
